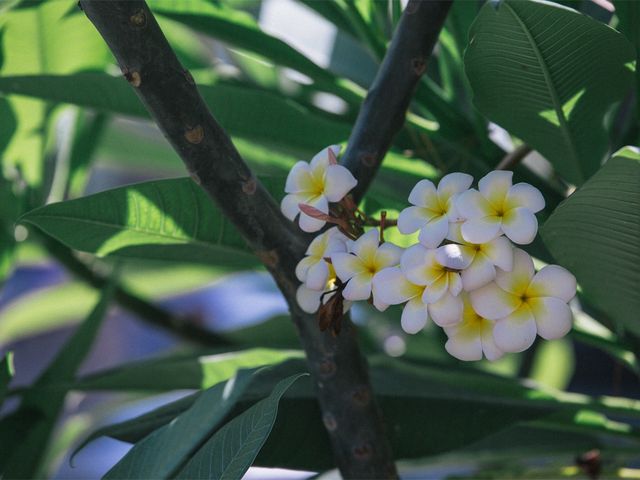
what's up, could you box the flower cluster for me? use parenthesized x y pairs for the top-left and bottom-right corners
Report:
(282, 147), (577, 362)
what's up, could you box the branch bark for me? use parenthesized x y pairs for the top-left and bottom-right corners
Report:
(341, 0), (453, 202)
(80, 1), (397, 477)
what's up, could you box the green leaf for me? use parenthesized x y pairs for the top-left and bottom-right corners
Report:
(148, 0), (363, 104)
(74, 355), (640, 471)
(66, 111), (108, 198)
(76, 348), (303, 391)
(105, 369), (257, 479)
(19, 177), (262, 268)
(465, 0), (635, 185)
(542, 146), (640, 335)
(174, 373), (307, 480)
(0, 283), (114, 479)
(0, 73), (352, 156)
(0, 352), (14, 407)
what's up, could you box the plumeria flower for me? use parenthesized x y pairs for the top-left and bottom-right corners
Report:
(372, 266), (462, 333)
(400, 244), (468, 304)
(444, 223), (514, 291)
(295, 227), (348, 290)
(456, 171), (545, 245)
(470, 249), (576, 353)
(444, 293), (504, 361)
(296, 274), (351, 314)
(397, 173), (473, 248)
(281, 145), (357, 232)
(331, 229), (402, 309)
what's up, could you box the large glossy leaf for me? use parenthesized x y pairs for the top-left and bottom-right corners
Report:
(105, 369), (256, 479)
(19, 177), (264, 268)
(465, 0), (635, 185)
(542, 146), (640, 335)
(174, 373), (307, 480)
(0, 284), (114, 479)
(0, 73), (352, 156)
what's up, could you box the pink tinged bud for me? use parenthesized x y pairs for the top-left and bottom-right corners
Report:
(328, 148), (339, 165)
(299, 203), (332, 222)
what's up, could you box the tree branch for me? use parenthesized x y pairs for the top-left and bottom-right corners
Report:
(80, 1), (397, 477)
(40, 234), (232, 348)
(496, 144), (533, 171)
(341, 0), (453, 202)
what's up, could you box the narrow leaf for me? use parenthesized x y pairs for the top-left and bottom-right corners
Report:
(175, 373), (307, 480)
(105, 369), (257, 479)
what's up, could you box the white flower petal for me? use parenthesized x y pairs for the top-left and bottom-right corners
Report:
(429, 292), (463, 326)
(401, 298), (430, 334)
(299, 213), (326, 233)
(398, 206), (436, 234)
(445, 334), (483, 361)
(310, 145), (341, 169)
(478, 170), (512, 208)
(372, 267), (422, 305)
(493, 305), (537, 353)
(481, 328), (504, 361)
(461, 255), (496, 291)
(482, 235), (513, 271)
(455, 189), (493, 219)
(437, 172), (473, 199)
(506, 183), (545, 213)
(285, 161), (312, 193)
(408, 179), (438, 207)
(422, 275), (448, 304)
(305, 260), (330, 290)
(449, 272), (463, 296)
(469, 282), (520, 320)
(418, 215), (450, 248)
(296, 285), (322, 313)
(373, 295), (389, 312)
(331, 253), (365, 282)
(461, 216), (502, 244)
(400, 244), (432, 286)
(298, 195), (329, 233)
(281, 193), (302, 221)
(528, 265), (577, 302)
(343, 272), (373, 301)
(530, 297), (573, 340)
(435, 243), (474, 270)
(351, 228), (380, 260)
(447, 196), (466, 223)
(323, 164), (358, 202)
(502, 207), (538, 245)
(374, 242), (403, 269)
(495, 248), (534, 295)
(295, 256), (316, 283)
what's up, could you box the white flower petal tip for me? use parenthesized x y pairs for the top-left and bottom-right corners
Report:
(296, 285), (323, 314)
(401, 298), (429, 334)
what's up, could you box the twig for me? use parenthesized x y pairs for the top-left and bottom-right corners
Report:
(496, 144), (533, 171)
(40, 234), (232, 348)
(341, 0), (453, 203)
(80, 2), (397, 477)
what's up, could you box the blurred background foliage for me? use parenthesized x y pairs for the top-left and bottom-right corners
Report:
(0, 0), (639, 478)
